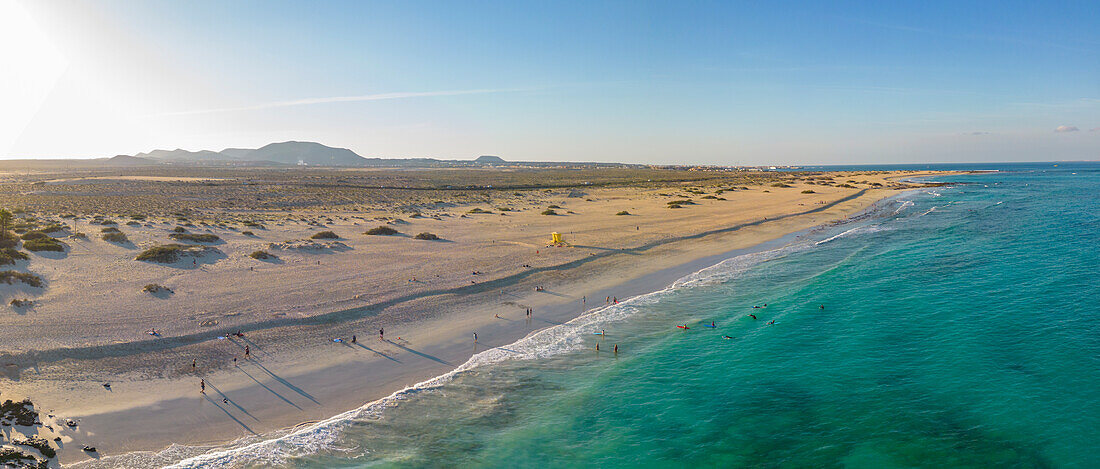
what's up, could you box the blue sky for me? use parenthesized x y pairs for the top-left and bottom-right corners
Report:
(2, 0), (1097, 164)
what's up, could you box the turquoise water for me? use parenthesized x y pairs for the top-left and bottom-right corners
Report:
(167, 164), (1100, 468)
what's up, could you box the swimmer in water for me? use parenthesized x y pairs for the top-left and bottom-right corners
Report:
(749, 314), (757, 320)
(767, 320), (775, 325)
(723, 335), (733, 339)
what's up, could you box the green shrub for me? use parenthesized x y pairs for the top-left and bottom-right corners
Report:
(771, 183), (792, 188)
(0, 233), (17, 249)
(541, 209), (558, 215)
(101, 226), (121, 233)
(102, 232), (129, 243)
(143, 284), (172, 294)
(311, 231), (338, 239)
(801, 190), (816, 194)
(0, 271), (43, 287)
(23, 237), (63, 252)
(40, 224), (66, 233)
(667, 199), (693, 205)
(547, 205), (562, 209)
(467, 208), (492, 214)
(249, 250), (275, 260)
(10, 298), (33, 308)
(20, 231), (48, 240)
(0, 248), (28, 265)
(168, 233), (221, 243)
(241, 231), (255, 236)
(136, 244), (192, 263)
(365, 226), (399, 235)
(838, 183), (856, 188)
(414, 232), (441, 240)
(615, 211), (631, 215)
(172, 226), (187, 233)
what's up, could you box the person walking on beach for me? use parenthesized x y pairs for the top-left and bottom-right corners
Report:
(192, 359), (196, 370)
(582, 296), (586, 304)
(352, 335), (357, 344)
(473, 332), (478, 344)
(244, 345), (250, 359)
(379, 328), (384, 341)
(200, 379), (205, 394)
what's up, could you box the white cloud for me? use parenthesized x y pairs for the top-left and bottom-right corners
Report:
(1054, 125), (1080, 133)
(155, 89), (521, 117)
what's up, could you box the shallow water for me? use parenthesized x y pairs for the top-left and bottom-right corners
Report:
(111, 163), (1100, 468)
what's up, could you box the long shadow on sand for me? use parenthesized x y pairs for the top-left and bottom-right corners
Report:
(206, 381), (259, 421)
(350, 342), (400, 363)
(236, 366), (304, 410)
(203, 394), (257, 435)
(384, 340), (452, 366)
(248, 360), (321, 406)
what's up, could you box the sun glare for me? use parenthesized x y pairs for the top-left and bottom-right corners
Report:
(0, 0), (68, 155)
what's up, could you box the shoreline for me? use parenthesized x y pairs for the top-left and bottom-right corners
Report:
(0, 171), (960, 466)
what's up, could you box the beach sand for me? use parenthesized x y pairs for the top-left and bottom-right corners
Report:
(0, 170), (952, 464)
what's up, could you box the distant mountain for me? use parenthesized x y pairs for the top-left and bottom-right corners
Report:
(237, 141), (366, 166)
(218, 148), (254, 159)
(136, 149), (231, 161)
(105, 155), (157, 165)
(117, 142), (521, 168)
(125, 141), (366, 166)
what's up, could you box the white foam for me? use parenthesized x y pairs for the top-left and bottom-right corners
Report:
(814, 225), (884, 246)
(892, 200), (915, 214)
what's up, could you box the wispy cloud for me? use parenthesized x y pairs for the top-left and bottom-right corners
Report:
(156, 88), (522, 116)
(1054, 125), (1080, 133)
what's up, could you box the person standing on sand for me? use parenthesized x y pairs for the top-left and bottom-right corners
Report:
(583, 296), (586, 304)
(200, 379), (205, 394)
(352, 335), (356, 344)
(473, 332), (478, 344)
(379, 328), (384, 341)
(244, 345), (250, 359)
(192, 359), (196, 370)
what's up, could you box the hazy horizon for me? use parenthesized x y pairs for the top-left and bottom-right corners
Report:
(2, 0), (1097, 165)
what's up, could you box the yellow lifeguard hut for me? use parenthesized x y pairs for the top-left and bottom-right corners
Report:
(550, 232), (562, 244)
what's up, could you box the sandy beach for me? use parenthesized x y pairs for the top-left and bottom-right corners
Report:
(0, 169), (954, 465)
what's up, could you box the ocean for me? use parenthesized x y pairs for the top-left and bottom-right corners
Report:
(111, 163), (1100, 468)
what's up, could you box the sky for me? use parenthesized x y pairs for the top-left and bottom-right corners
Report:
(1, 0), (1097, 165)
